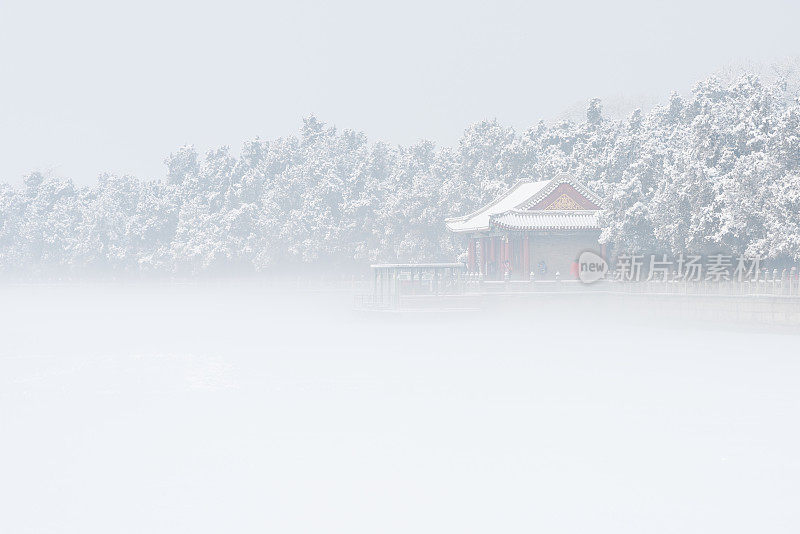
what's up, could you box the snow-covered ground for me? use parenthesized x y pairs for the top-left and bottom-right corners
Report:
(1, 282), (798, 533)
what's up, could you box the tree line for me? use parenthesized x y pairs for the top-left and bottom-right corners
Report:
(2, 73), (800, 277)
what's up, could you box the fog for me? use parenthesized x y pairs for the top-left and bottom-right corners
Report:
(1, 282), (798, 532)
(4, 0), (799, 185)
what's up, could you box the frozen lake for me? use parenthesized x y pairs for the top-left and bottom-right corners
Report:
(1, 283), (798, 533)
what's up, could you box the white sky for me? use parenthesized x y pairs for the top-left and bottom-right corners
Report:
(1, 0), (799, 185)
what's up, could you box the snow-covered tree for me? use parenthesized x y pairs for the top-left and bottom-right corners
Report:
(3, 71), (800, 278)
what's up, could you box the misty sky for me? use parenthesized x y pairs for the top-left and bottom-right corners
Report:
(1, 0), (799, 185)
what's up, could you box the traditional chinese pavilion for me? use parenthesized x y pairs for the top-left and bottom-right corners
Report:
(445, 173), (605, 280)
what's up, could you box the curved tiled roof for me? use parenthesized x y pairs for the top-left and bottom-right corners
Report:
(490, 209), (601, 230)
(518, 172), (604, 210)
(444, 179), (550, 233)
(445, 173), (603, 233)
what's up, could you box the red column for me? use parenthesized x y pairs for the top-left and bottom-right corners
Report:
(490, 237), (496, 278)
(506, 239), (512, 277)
(498, 238), (503, 264)
(467, 239), (476, 272)
(481, 237), (488, 275)
(523, 235), (530, 280)
(497, 238), (504, 277)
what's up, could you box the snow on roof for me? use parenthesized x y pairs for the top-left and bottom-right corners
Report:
(445, 173), (604, 233)
(490, 210), (600, 230)
(517, 172), (604, 210)
(445, 179), (551, 233)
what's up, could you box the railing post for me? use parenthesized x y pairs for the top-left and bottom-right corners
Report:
(782, 268), (788, 295)
(773, 269), (779, 295)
